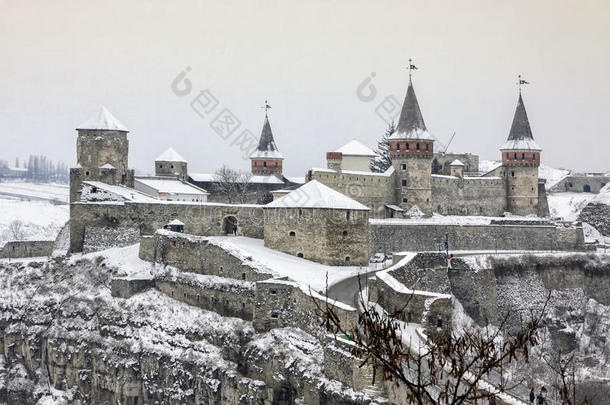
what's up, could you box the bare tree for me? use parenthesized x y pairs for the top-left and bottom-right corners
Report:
(8, 219), (25, 240)
(214, 166), (252, 203)
(314, 280), (550, 405)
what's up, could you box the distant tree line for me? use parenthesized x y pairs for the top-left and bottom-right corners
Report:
(0, 155), (69, 183)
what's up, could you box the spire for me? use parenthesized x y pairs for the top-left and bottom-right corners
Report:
(76, 106), (129, 132)
(507, 93), (533, 141)
(396, 79), (427, 134)
(250, 112), (284, 159)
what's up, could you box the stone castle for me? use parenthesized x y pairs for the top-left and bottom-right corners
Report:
(308, 77), (548, 218)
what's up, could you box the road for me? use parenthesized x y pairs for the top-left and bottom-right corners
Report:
(327, 261), (391, 306)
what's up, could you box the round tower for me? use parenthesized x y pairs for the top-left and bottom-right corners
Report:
(501, 92), (541, 216)
(70, 106), (133, 202)
(155, 147), (188, 181)
(250, 107), (283, 177)
(389, 76), (434, 215)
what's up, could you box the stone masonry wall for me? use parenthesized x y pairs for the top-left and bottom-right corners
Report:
(432, 153), (479, 175)
(431, 175), (507, 216)
(550, 175), (610, 193)
(139, 230), (274, 282)
(370, 221), (585, 253)
(70, 200), (264, 252)
(0, 240), (55, 259)
(264, 207), (370, 266)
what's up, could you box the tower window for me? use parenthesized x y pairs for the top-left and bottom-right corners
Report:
(396, 143), (400, 151)
(345, 256), (350, 262)
(521, 153), (525, 160)
(263, 161), (267, 167)
(403, 198), (408, 203)
(254, 161), (257, 166)
(85, 171), (90, 176)
(289, 231), (296, 237)
(297, 253), (303, 258)
(425, 143), (429, 151)
(402, 180), (407, 186)
(342, 230), (348, 237)
(346, 211), (350, 220)
(171, 164), (174, 168)
(299, 208), (303, 216)
(406, 143), (409, 150)
(514, 153), (517, 159)
(511, 171), (515, 177)
(159, 164), (163, 168)
(401, 164), (406, 170)
(275, 161), (278, 166)
(416, 143), (420, 151)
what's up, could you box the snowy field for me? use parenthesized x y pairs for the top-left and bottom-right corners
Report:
(547, 192), (596, 221)
(0, 181), (69, 246)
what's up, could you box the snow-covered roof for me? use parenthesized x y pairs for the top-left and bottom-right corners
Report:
(189, 172), (284, 185)
(500, 138), (542, 151)
(311, 166), (395, 177)
(99, 163), (115, 169)
(450, 159), (464, 166)
(82, 181), (157, 202)
(335, 140), (376, 157)
(168, 219), (185, 226)
(389, 127), (435, 141)
(285, 176), (305, 184)
(390, 78), (434, 141)
(76, 106), (129, 132)
(156, 147), (187, 162)
(135, 178), (208, 195)
(250, 150), (284, 159)
(266, 180), (369, 211)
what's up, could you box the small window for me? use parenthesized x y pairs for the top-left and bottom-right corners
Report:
(297, 253), (303, 258)
(342, 230), (348, 237)
(159, 164), (163, 168)
(242, 302), (246, 309)
(85, 171), (90, 176)
(346, 211), (350, 220)
(219, 266), (223, 272)
(437, 316), (443, 328)
(396, 143), (400, 151)
(401, 163), (406, 170)
(270, 312), (279, 319)
(242, 273), (246, 280)
(275, 161), (278, 166)
(402, 180), (407, 186)
(425, 143), (429, 151)
(521, 153), (525, 160)
(514, 153), (517, 159)
(270, 290), (277, 295)
(263, 161), (267, 167)
(254, 161), (257, 166)
(171, 164), (174, 169)
(416, 143), (420, 151)
(196, 294), (200, 302)
(298, 209), (303, 216)
(511, 171), (515, 177)
(289, 231), (296, 237)
(406, 143), (409, 150)
(345, 256), (350, 262)
(402, 197), (408, 203)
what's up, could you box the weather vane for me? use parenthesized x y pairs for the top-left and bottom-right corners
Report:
(408, 58), (418, 79)
(261, 100), (272, 117)
(518, 74), (530, 94)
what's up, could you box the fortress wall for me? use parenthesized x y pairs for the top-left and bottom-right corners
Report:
(311, 170), (395, 218)
(70, 201), (264, 252)
(550, 175), (610, 193)
(370, 222), (585, 253)
(263, 207), (370, 266)
(432, 153), (479, 175)
(0, 240), (55, 258)
(155, 277), (255, 321)
(253, 279), (357, 338)
(140, 230), (274, 282)
(431, 175), (507, 216)
(579, 203), (610, 236)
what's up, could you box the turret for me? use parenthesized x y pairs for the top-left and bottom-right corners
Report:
(449, 159), (464, 178)
(389, 74), (434, 215)
(70, 107), (134, 202)
(250, 109), (283, 177)
(155, 147), (188, 182)
(501, 91), (541, 216)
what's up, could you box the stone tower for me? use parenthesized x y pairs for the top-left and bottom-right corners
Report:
(389, 78), (434, 214)
(70, 107), (134, 202)
(501, 93), (541, 216)
(250, 113), (283, 177)
(155, 147), (188, 181)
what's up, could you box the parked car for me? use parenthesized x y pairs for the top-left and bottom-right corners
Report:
(370, 252), (387, 263)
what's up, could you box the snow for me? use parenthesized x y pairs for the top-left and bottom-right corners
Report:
(335, 139), (376, 157)
(82, 181), (157, 202)
(479, 160), (502, 174)
(168, 219), (185, 226)
(389, 127), (434, 141)
(285, 176), (305, 184)
(76, 106), (129, 131)
(207, 236), (370, 291)
(590, 182), (610, 204)
(266, 180), (370, 211)
(156, 147), (187, 162)
(547, 192), (595, 221)
(539, 163), (570, 188)
(188, 173), (216, 182)
(371, 213), (548, 226)
(500, 137), (541, 151)
(188, 173), (285, 184)
(99, 163), (115, 169)
(0, 182), (69, 246)
(134, 178), (208, 195)
(450, 159), (464, 166)
(249, 149), (284, 159)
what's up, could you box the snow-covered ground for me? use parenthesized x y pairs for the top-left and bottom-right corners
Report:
(0, 182), (69, 246)
(547, 192), (596, 221)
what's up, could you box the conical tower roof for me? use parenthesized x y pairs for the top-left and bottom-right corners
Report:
(501, 93), (541, 150)
(390, 79), (433, 141)
(76, 106), (129, 132)
(156, 147), (187, 162)
(250, 116), (283, 159)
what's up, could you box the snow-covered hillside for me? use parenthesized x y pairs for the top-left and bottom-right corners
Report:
(547, 193), (596, 221)
(0, 182), (69, 245)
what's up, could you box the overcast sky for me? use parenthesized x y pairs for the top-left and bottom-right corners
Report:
(1, 0), (609, 176)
